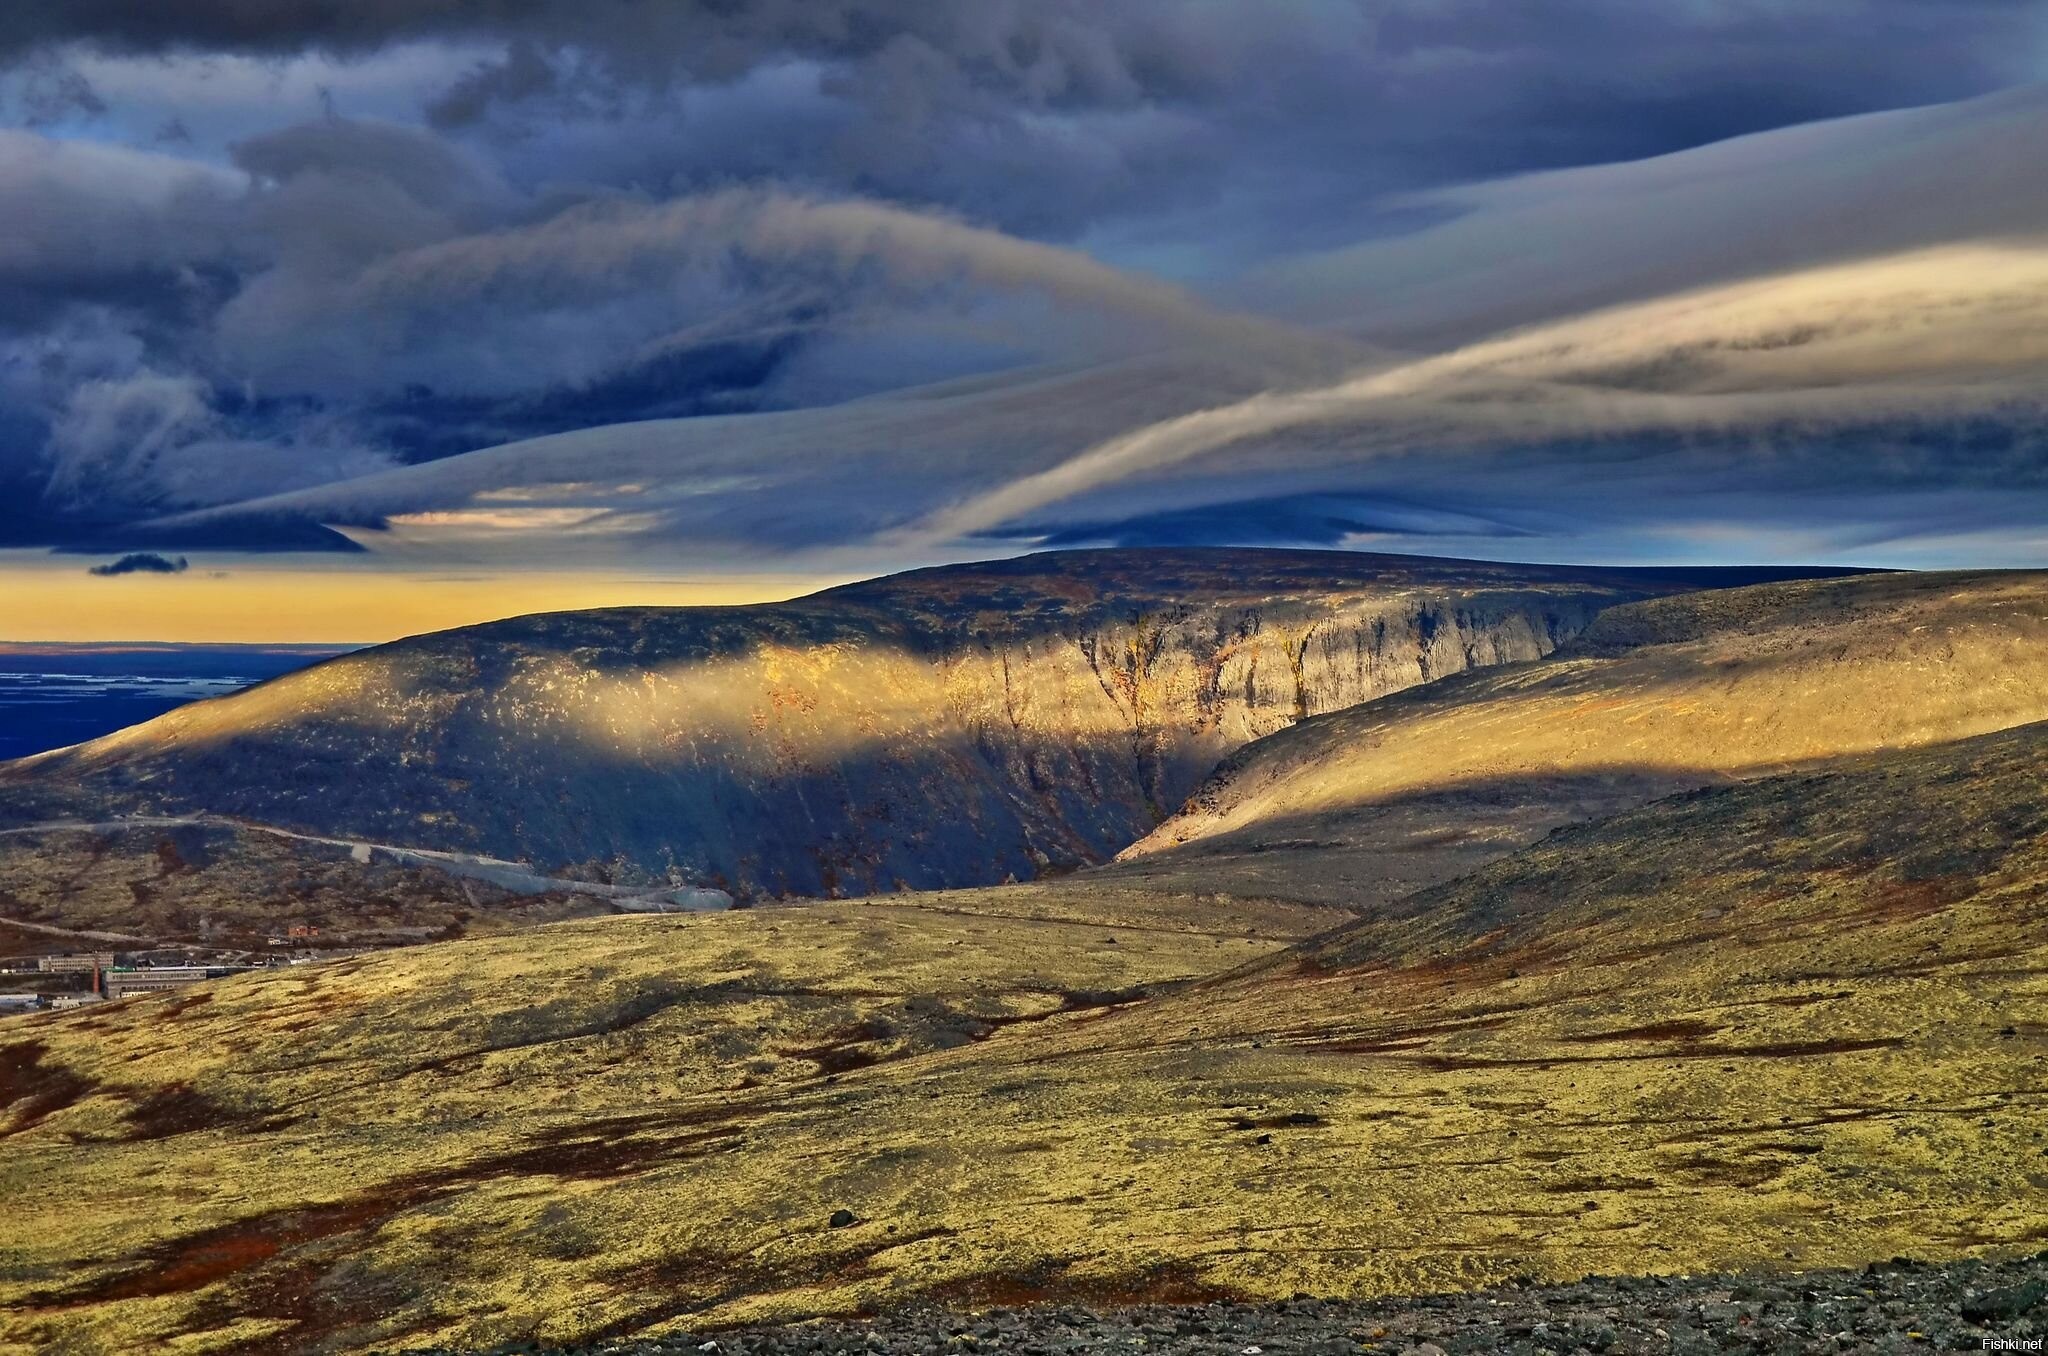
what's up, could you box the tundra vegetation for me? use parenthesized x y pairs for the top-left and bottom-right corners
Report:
(0, 554), (2043, 1355)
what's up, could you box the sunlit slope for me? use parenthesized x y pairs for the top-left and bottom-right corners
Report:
(0, 549), (1810, 902)
(0, 882), (1347, 1355)
(1116, 570), (2048, 905)
(2, 724), (2043, 1353)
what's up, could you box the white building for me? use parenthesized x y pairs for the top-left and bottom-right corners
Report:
(103, 967), (213, 999)
(38, 953), (113, 974)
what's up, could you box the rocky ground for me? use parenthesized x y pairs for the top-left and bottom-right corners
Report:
(441, 1253), (2048, 1356)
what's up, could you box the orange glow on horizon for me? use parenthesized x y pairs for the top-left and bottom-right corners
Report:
(0, 565), (848, 644)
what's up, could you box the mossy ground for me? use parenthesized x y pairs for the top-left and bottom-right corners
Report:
(2, 726), (2045, 1354)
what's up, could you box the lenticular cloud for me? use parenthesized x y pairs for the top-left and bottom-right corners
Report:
(167, 86), (2048, 569)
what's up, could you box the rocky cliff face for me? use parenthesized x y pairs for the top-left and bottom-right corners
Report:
(0, 549), (1849, 899)
(1115, 569), (2048, 908)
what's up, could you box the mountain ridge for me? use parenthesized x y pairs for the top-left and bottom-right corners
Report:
(1112, 568), (2048, 908)
(1, 548), (1858, 905)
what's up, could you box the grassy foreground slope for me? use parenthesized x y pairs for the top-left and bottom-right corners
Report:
(3, 723), (2044, 1353)
(1115, 569), (2048, 906)
(0, 884), (1347, 1355)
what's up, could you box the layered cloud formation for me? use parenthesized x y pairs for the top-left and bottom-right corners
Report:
(3, 4), (2047, 568)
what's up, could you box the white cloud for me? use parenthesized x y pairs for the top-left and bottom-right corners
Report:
(1257, 84), (2048, 344)
(917, 238), (2048, 542)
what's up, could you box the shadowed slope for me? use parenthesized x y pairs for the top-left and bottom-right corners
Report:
(1, 722), (2043, 1352)
(1114, 569), (2048, 906)
(0, 549), (1824, 904)
(0, 820), (726, 953)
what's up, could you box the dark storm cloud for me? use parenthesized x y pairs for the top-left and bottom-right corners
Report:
(0, 107), (1323, 549)
(231, 116), (509, 216)
(418, 0), (2046, 247)
(0, 131), (241, 324)
(86, 551), (186, 576)
(1001, 491), (1538, 549)
(7, 2), (2043, 241)
(0, 2), (2045, 560)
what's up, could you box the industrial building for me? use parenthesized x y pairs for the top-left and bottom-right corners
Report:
(101, 967), (232, 999)
(38, 953), (114, 974)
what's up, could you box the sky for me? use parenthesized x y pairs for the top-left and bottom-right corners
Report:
(3, 1), (2047, 641)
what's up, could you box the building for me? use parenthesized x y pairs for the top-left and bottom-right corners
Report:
(104, 967), (213, 999)
(103, 966), (257, 1000)
(48, 993), (104, 1009)
(0, 993), (40, 1014)
(38, 953), (114, 974)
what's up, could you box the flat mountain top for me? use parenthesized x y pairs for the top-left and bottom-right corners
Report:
(805, 546), (1874, 614)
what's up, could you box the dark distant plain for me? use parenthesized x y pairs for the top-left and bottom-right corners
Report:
(0, 643), (356, 760)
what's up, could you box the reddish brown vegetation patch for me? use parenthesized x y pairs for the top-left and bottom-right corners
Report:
(1851, 878), (1967, 926)
(917, 1258), (1236, 1311)
(33, 1099), (765, 1323)
(123, 1084), (247, 1140)
(1561, 1019), (1723, 1044)
(51, 1195), (408, 1305)
(159, 991), (215, 1021)
(0, 1039), (95, 1136)
(154, 837), (192, 876)
(1402, 1035), (1903, 1070)
(1313, 1012), (1517, 1054)
(1225, 1111), (1326, 1131)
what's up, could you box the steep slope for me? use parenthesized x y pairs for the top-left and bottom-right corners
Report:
(2, 721), (2042, 1353)
(0, 549), (1826, 902)
(1115, 569), (2048, 906)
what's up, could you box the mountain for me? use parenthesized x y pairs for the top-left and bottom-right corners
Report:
(4, 713), (2042, 1353)
(1113, 569), (2048, 907)
(0, 549), (1837, 907)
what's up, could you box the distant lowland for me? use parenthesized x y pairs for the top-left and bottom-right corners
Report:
(0, 643), (354, 760)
